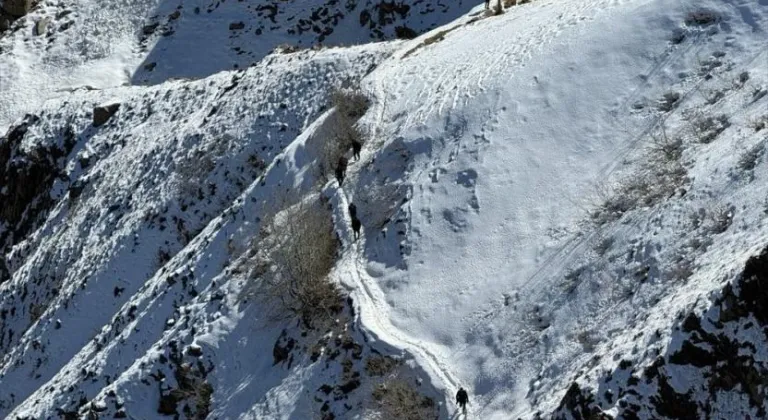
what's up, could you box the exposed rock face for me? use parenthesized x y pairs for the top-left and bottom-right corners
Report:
(92, 103), (120, 127)
(0, 115), (76, 284)
(552, 247), (768, 419)
(1, 0), (31, 17)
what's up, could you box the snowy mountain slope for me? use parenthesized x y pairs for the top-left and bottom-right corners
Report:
(0, 44), (396, 418)
(0, 0), (474, 129)
(337, 0), (768, 417)
(1, 0), (767, 418)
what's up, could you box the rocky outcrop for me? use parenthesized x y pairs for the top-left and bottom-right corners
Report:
(551, 246), (768, 419)
(92, 103), (120, 127)
(1, 0), (31, 18)
(0, 115), (76, 283)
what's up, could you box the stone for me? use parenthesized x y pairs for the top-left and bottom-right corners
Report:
(34, 17), (50, 36)
(93, 103), (120, 127)
(1, 0), (31, 18)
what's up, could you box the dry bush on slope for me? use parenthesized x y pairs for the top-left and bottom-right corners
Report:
(592, 128), (687, 224)
(246, 196), (343, 329)
(370, 375), (438, 420)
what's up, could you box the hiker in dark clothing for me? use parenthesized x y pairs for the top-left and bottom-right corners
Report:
(485, 0), (490, 9)
(335, 156), (348, 185)
(351, 140), (362, 161)
(348, 203), (361, 240)
(456, 387), (469, 414)
(351, 217), (361, 240)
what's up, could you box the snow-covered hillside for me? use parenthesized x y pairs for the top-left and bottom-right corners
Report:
(0, 0), (473, 129)
(2, 0), (768, 418)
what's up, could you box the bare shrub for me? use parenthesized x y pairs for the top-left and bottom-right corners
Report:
(159, 362), (214, 419)
(666, 254), (694, 282)
(29, 303), (45, 324)
(250, 196), (343, 329)
(749, 115), (768, 132)
(365, 355), (400, 377)
(738, 143), (764, 171)
(274, 43), (302, 54)
(370, 376), (438, 420)
(574, 328), (599, 352)
(685, 10), (719, 26)
(331, 87), (370, 120)
(592, 144), (687, 225)
(319, 87), (370, 182)
(657, 92), (681, 112)
(647, 126), (683, 163)
(705, 204), (734, 234)
(693, 114), (730, 144)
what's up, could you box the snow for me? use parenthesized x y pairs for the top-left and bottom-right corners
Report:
(342, 0), (768, 417)
(1, 0), (768, 418)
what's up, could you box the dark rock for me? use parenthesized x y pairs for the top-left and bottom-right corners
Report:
(395, 25), (417, 39)
(186, 344), (203, 357)
(2, 0), (31, 18)
(337, 378), (361, 394)
(229, 21), (245, 30)
(157, 390), (183, 415)
(273, 332), (296, 365)
(142, 23), (159, 35)
(93, 103), (120, 127)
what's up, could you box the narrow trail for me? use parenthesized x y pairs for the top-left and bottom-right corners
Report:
(332, 183), (463, 415)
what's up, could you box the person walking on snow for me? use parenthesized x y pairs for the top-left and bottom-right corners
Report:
(456, 387), (469, 415)
(485, 0), (490, 9)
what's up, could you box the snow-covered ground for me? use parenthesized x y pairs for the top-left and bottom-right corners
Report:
(344, 0), (768, 417)
(2, 0), (768, 418)
(0, 0), (474, 129)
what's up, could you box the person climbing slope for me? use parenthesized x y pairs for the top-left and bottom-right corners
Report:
(456, 387), (469, 415)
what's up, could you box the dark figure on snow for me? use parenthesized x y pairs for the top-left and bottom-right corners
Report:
(348, 203), (361, 240)
(351, 140), (362, 161)
(456, 387), (469, 415)
(335, 156), (348, 185)
(485, 0), (490, 9)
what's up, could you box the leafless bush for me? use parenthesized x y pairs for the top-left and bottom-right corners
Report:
(503, 0), (532, 6)
(705, 204), (734, 234)
(738, 143), (764, 171)
(685, 10), (719, 26)
(749, 115), (768, 132)
(574, 328), (599, 352)
(248, 196), (343, 329)
(370, 376), (438, 420)
(647, 126), (683, 163)
(693, 114), (729, 144)
(592, 137), (687, 225)
(365, 355), (400, 377)
(665, 254), (694, 282)
(331, 87), (370, 121)
(657, 92), (681, 112)
(274, 43), (303, 54)
(159, 362), (214, 419)
(29, 303), (45, 324)
(318, 87), (370, 182)
(176, 139), (226, 199)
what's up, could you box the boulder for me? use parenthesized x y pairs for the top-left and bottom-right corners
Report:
(93, 103), (120, 127)
(1, 0), (31, 18)
(34, 17), (49, 36)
